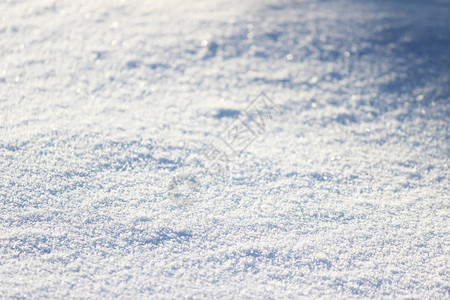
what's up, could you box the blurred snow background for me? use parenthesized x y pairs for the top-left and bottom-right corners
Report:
(0, 0), (449, 298)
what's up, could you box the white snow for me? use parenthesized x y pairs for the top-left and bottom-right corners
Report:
(1, 0), (449, 298)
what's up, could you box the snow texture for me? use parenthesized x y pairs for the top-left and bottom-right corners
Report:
(1, 0), (449, 298)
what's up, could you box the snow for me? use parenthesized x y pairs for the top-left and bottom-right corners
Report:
(1, 0), (449, 298)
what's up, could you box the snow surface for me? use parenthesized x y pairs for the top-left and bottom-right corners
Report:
(1, 0), (449, 298)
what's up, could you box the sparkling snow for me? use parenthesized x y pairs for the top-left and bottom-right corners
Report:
(1, 0), (449, 298)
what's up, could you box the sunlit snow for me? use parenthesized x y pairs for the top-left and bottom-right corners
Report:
(1, 0), (449, 298)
